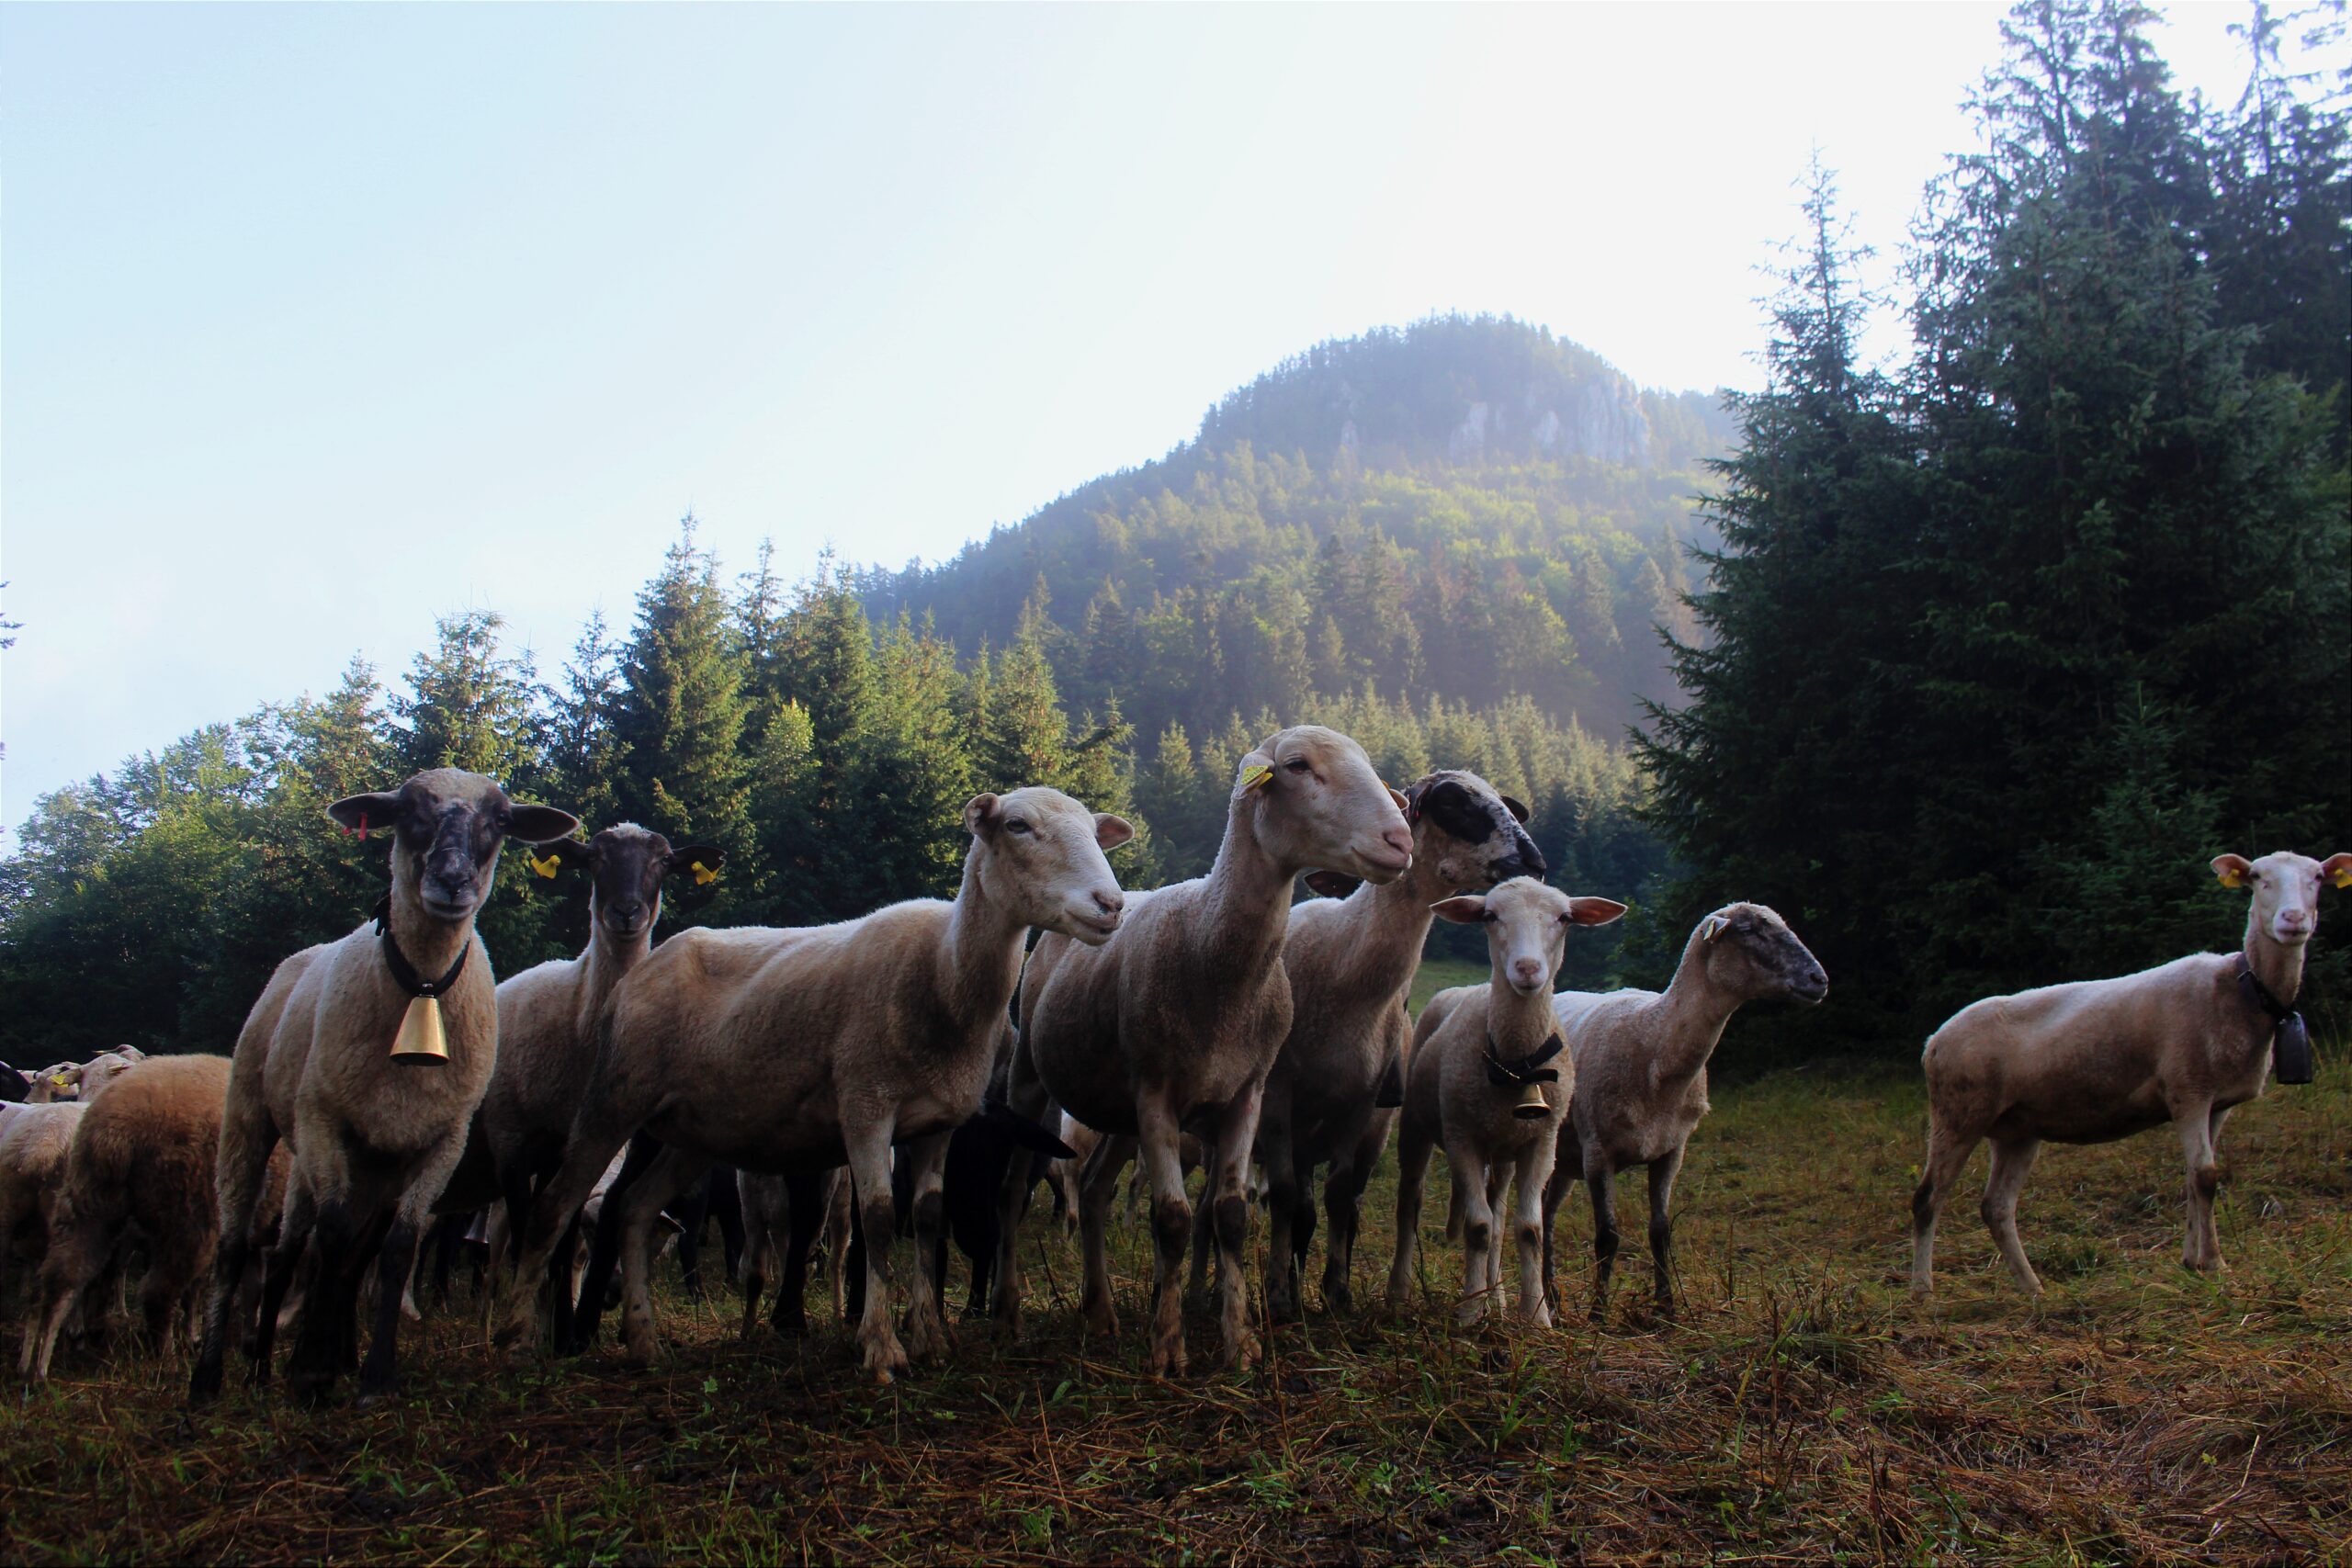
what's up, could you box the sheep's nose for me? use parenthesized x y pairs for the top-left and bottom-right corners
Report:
(1511, 957), (1544, 987)
(1382, 825), (1413, 858)
(1094, 890), (1124, 919)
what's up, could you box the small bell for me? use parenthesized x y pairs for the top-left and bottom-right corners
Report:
(1512, 1082), (1551, 1121)
(390, 995), (449, 1066)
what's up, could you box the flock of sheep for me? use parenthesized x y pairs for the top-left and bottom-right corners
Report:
(1, 724), (2339, 1407)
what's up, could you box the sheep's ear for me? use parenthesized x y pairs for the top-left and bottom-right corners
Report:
(1304, 870), (1359, 899)
(2321, 852), (2352, 889)
(1430, 895), (1487, 925)
(327, 792), (404, 834)
(965, 794), (1001, 836)
(1092, 813), (1136, 852)
(1501, 795), (1532, 825)
(1235, 750), (1276, 795)
(1699, 914), (1730, 942)
(1386, 784), (1410, 812)
(1566, 897), (1628, 927)
(507, 805), (581, 845)
(526, 837), (589, 879)
(2211, 853), (2254, 889)
(666, 844), (725, 886)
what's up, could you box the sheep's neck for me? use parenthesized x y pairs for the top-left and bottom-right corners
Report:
(1486, 969), (1558, 1058)
(937, 853), (1028, 1034)
(385, 865), (476, 982)
(1649, 935), (1743, 1084)
(1195, 799), (1296, 980)
(578, 902), (654, 1013)
(2242, 913), (2306, 1007)
(1324, 855), (1451, 1001)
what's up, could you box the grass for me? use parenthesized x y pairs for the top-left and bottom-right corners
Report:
(3, 1055), (2347, 1564)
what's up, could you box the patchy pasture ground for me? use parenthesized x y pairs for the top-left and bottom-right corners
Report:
(2, 1053), (2346, 1564)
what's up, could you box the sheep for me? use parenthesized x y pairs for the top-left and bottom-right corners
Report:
(1539, 903), (1827, 1319)
(494, 786), (1131, 1382)
(187, 768), (578, 1404)
(24, 1064), (82, 1104)
(1910, 850), (2349, 1295)
(21, 1055), (259, 1382)
(461, 823), (720, 1345)
(0, 1103), (86, 1314)
(21, 1048), (141, 1106)
(736, 1167), (852, 1339)
(1211, 770), (1545, 1322)
(996, 725), (1414, 1375)
(1386, 880), (1626, 1325)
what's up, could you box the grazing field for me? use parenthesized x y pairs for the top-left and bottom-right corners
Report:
(2, 1053), (2346, 1565)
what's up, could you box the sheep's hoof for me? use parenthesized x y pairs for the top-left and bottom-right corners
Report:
(1147, 1338), (1187, 1379)
(1455, 1300), (1489, 1328)
(1321, 1279), (1354, 1315)
(860, 1333), (909, 1384)
(1079, 1299), (1118, 1338)
(1217, 1329), (1262, 1373)
(901, 1309), (954, 1361)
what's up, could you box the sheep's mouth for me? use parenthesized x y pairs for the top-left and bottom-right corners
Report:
(1788, 978), (1829, 1005)
(420, 891), (479, 920)
(1070, 913), (1123, 943)
(1354, 847), (1414, 882)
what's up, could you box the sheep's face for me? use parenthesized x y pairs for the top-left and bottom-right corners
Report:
(1403, 771), (1545, 891)
(966, 787), (1131, 945)
(1238, 727), (1413, 885)
(1696, 904), (1828, 1005)
(329, 769), (580, 925)
(1434, 877), (1627, 998)
(2214, 851), (2352, 948)
(538, 824), (725, 944)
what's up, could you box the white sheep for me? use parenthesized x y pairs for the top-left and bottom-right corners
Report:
(1539, 903), (1827, 1318)
(494, 787), (1131, 1382)
(1911, 850), (2348, 1294)
(1386, 879), (1625, 1325)
(187, 768), (577, 1404)
(996, 726), (1413, 1375)
(458, 823), (720, 1342)
(1242, 770), (1546, 1321)
(0, 1102), (87, 1316)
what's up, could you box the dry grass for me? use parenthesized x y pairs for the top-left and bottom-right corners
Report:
(2, 1054), (2346, 1565)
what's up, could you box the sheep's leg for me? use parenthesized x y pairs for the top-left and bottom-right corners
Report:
(1319, 1129), (1374, 1314)
(2177, 1108), (2222, 1274)
(990, 1041), (1051, 1333)
(1077, 1133), (1136, 1339)
(286, 1193), (360, 1404)
(1450, 1146), (1497, 1326)
(737, 1180), (771, 1342)
(249, 1179), (317, 1386)
(567, 1135), (661, 1355)
(1909, 1114), (1978, 1294)
(1185, 1134), (1219, 1307)
(1538, 1123), (1579, 1320)
(357, 1212), (423, 1403)
(1586, 1156), (1620, 1322)
(1258, 1083), (1304, 1325)
(820, 1172), (852, 1325)
(1484, 1166), (1510, 1303)
(1385, 1122), (1434, 1309)
(1513, 1142), (1554, 1327)
(899, 1132), (955, 1362)
(1981, 1137), (2043, 1295)
(1207, 1081), (1267, 1371)
(545, 1213), (585, 1352)
(1135, 1101), (1193, 1376)
(615, 1145), (711, 1367)
(494, 1122), (633, 1352)
(842, 1121), (910, 1383)
(1645, 1145), (1684, 1317)
(190, 1106), (280, 1403)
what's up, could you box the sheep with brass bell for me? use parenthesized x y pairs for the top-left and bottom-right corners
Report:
(1385, 877), (1625, 1327)
(187, 768), (577, 1405)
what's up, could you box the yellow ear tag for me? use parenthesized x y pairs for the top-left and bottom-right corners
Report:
(691, 861), (718, 886)
(528, 852), (561, 879)
(2334, 867), (2352, 889)
(1240, 763), (1272, 793)
(2217, 867), (2245, 888)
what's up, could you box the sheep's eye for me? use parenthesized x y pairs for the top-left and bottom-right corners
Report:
(1006, 818), (1032, 835)
(1480, 910), (1498, 924)
(1285, 759), (1312, 774)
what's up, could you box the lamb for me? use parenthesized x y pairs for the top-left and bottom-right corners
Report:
(1910, 850), (2348, 1295)
(1540, 903), (1827, 1318)
(1386, 879), (1625, 1325)
(1221, 770), (1544, 1321)
(22, 1055), (261, 1382)
(995, 725), (1413, 1375)
(462, 823), (719, 1344)
(494, 786), (1131, 1382)
(187, 768), (578, 1404)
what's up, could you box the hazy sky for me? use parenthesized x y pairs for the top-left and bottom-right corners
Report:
(1, 3), (2260, 840)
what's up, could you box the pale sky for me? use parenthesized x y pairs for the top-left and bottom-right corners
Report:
(0, 3), (2263, 840)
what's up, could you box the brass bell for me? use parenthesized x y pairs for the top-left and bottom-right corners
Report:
(390, 996), (450, 1066)
(1512, 1082), (1551, 1121)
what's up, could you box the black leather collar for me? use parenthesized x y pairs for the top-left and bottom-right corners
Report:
(373, 893), (469, 998)
(2234, 953), (2297, 1020)
(1484, 1031), (1564, 1089)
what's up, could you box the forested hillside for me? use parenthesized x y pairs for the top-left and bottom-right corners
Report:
(855, 316), (1737, 740)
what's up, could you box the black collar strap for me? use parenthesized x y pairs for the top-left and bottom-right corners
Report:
(1485, 1031), (1564, 1089)
(373, 894), (469, 998)
(2234, 953), (2298, 1021)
